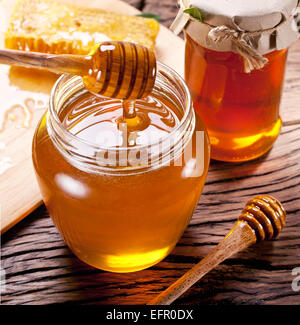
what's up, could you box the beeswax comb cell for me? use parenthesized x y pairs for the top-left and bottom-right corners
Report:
(5, 0), (160, 55)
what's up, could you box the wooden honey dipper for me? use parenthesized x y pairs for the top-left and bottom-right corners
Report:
(0, 41), (156, 99)
(148, 195), (286, 305)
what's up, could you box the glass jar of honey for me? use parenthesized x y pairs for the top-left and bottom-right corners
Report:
(172, 0), (300, 162)
(32, 62), (210, 273)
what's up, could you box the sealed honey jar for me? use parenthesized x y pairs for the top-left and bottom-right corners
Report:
(172, 0), (300, 162)
(32, 62), (210, 273)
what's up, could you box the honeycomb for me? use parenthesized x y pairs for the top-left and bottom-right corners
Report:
(5, 0), (159, 54)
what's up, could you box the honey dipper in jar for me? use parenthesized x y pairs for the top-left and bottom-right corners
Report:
(32, 62), (211, 273)
(0, 42), (156, 100)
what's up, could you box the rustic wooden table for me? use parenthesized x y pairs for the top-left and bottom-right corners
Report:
(1, 0), (300, 305)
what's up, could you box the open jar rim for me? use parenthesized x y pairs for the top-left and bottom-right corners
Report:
(47, 61), (195, 174)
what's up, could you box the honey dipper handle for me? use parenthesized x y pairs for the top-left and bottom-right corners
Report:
(148, 221), (256, 305)
(0, 48), (91, 75)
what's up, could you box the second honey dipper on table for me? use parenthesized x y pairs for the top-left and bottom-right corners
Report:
(148, 195), (287, 305)
(0, 41), (156, 100)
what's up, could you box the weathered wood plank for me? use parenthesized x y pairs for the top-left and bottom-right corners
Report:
(1, 0), (300, 306)
(1, 123), (300, 305)
(281, 42), (300, 125)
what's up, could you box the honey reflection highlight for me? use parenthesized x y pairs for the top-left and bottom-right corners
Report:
(0, 65), (58, 176)
(0, 66), (57, 132)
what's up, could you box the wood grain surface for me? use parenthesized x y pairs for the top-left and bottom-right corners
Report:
(1, 0), (300, 305)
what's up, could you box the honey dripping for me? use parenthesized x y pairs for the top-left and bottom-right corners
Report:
(32, 65), (211, 272)
(118, 100), (150, 147)
(61, 91), (181, 150)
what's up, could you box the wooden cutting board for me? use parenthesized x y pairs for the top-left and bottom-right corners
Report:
(0, 0), (185, 233)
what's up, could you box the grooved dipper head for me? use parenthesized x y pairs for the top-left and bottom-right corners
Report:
(83, 41), (157, 100)
(238, 195), (286, 242)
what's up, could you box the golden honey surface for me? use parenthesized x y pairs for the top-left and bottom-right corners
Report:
(60, 92), (181, 146)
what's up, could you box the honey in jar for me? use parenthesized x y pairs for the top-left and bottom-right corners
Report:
(172, 0), (299, 162)
(185, 34), (288, 162)
(32, 62), (210, 273)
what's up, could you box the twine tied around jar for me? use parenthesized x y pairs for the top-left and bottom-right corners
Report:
(170, 0), (300, 73)
(207, 26), (268, 73)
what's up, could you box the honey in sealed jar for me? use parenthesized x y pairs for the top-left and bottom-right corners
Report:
(172, 0), (300, 162)
(32, 62), (210, 273)
(185, 34), (288, 162)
